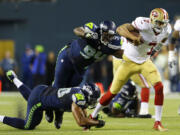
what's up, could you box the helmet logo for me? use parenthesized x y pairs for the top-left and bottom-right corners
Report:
(152, 11), (158, 18)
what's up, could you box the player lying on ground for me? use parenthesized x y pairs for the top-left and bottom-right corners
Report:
(46, 20), (123, 127)
(0, 70), (105, 130)
(102, 81), (140, 118)
(90, 8), (172, 132)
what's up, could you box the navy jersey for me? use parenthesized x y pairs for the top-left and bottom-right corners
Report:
(67, 22), (121, 70)
(40, 86), (88, 112)
(109, 81), (137, 113)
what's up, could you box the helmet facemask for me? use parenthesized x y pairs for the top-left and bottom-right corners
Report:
(99, 21), (116, 45)
(150, 8), (169, 33)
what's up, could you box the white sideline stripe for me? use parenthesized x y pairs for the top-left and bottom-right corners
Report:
(0, 129), (151, 134)
(0, 101), (13, 105)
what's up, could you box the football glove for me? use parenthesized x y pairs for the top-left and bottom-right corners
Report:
(168, 51), (176, 68)
(96, 120), (105, 128)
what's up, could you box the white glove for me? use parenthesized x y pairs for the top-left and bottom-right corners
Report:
(168, 51), (176, 68)
(85, 32), (98, 40)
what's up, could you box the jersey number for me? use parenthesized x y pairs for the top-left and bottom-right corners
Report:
(147, 42), (157, 55)
(80, 45), (106, 61)
(57, 88), (71, 98)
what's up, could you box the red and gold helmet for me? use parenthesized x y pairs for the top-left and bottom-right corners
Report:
(150, 8), (169, 33)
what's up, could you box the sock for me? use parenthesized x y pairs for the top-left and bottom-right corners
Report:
(140, 88), (150, 114)
(18, 85), (31, 101)
(154, 82), (164, 122)
(141, 88), (150, 102)
(154, 82), (164, 105)
(91, 103), (104, 118)
(99, 90), (116, 106)
(139, 102), (149, 114)
(155, 105), (162, 121)
(0, 115), (5, 122)
(13, 78), (23, 88)
(3, 116), (25, 129)
(91, 90), (116, 118)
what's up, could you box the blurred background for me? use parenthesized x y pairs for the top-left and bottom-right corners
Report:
(0, 0), (179, 93)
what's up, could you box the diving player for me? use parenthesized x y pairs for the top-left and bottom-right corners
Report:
(47, 21), (123, 127)
(0, 70), (105, 130)
(91, 8), (172, 131)
(102, 81), (139, 118)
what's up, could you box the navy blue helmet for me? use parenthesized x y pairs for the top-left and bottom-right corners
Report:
(81, 83), (100, 108)
(100, 20), (116, 35)
(99, 20), (116, 45)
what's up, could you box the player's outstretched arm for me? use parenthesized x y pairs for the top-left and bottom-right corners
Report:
(73, 27), (85, 37)
(116, 23), (143, 45)
(169, 30), (179, 51)
(71, 103), (105, 128)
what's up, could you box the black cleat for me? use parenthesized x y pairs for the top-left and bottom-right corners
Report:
(137, 114), (152, 118)
(54, 110), (64, 129)
(45, 110), (54, 123)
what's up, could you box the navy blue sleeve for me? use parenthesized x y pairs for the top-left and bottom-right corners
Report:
(107, 35), (122, 50)
(72, 92), (87, 109)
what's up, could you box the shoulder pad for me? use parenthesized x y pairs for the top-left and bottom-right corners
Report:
(174, 19), (180, 31)
(108, 35), (122, 50)
(132, 17), (150, 31)
(72, 93), (86, 108)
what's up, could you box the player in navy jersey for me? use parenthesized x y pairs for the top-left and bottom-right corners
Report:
(0, 70), (105, 130)
(102, 81), (140, 118)
(47, 21), (123, 127)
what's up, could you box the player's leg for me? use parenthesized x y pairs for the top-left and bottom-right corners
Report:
(52, 46), (74, 88)
(141, 60), (167, 131)
(131, 74), (151, 118)
(0, 94), (43, 130)
(6, 70), (31, 101)
(46, 46), (74, 123)
(91, 55), (135, 118)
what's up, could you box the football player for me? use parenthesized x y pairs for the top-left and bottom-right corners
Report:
(47, 21), (123, 127)
(0, 70), (105, 130)
(168, 18), (179, 68)
(91, 8), (172, 131)
(102, 81), (140, 118)
(113, 57), (151, 118)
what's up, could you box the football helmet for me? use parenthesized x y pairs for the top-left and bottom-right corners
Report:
(81, 83), (100, 108)
(150, 8), (169, 33)
(99, 20), (116, 45)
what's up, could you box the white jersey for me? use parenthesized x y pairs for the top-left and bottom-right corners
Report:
(174, 19), (180, 36)
(122, 17), (172, 64)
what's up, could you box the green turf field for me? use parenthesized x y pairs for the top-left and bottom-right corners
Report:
(0, 92), (180, 135)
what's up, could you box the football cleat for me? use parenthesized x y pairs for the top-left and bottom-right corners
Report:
(137, 114), (152, 118)
(6, 70), (17, 82)
(45, 110), (54, 123)
(153, 121), (168, 132)
(54, 110), (64, 129)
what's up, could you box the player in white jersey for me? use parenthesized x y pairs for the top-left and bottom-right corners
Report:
(90, 8), (172, 131)
(168, 19), (180, 68)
